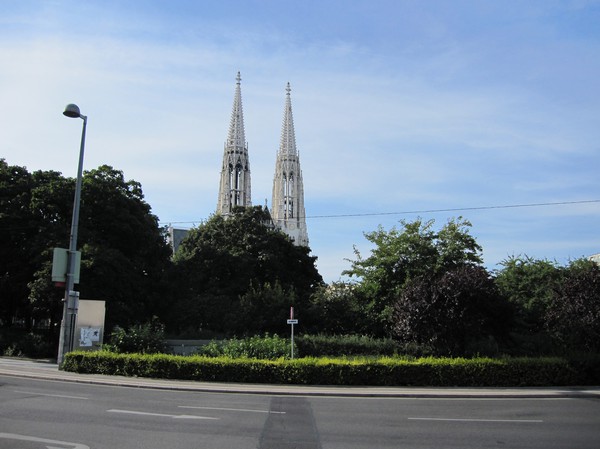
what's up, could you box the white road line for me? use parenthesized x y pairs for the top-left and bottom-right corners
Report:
(0, 432), (90, 449)
(408, 417), (543, 423)
(178, 405), (285, 414)
(14, 390), (88, 400)
(107, 409), (219, 420)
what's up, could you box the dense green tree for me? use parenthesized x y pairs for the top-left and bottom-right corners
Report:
(234, 282), (296, 336)
(171, 206), (323, 336)
(344, 217), (483, 335)
(1, 160), (172, 338)
(1, 161), (72, 328)
(307, 282), (371, 335)
(546, 259), (600, 352)
(76, 166), (172, 329)
(0, 160), (36, 326)
(393, 265), (512, 356)
(495, 255), (563, 333)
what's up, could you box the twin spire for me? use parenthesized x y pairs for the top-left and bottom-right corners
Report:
(217, 73), (308, 247)
(217, 72), (251, 214)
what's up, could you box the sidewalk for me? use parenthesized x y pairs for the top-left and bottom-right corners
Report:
(1, 357), (599, 399)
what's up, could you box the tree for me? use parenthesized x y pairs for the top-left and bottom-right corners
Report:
(344, 217), (483, 335)
(307, 282), (371, 335)
(76, 166), (172, 329)
(1, 160), (172, 337)
(235, 282), (295, 336)
(0, 160), (72, 328)
(495, 255), (563, 334)
(393, 265), (512, 356)
(171, 206), (323, 336)
(546, 259), (600, 352)
(0, 160), (35, 326)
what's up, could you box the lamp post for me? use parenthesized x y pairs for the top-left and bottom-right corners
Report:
(57, 104), (87, 365)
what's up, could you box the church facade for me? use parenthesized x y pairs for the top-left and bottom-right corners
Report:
(217, 72), (309, 247)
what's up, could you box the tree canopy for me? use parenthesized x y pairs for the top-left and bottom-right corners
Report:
(393, 265), (512, 356)
(343, 217), (483, 335)
(171, 206), (323, 335)
(1, 160), (172, 335)
(495, 255), (563, 333)
(546, 259), (600, 352)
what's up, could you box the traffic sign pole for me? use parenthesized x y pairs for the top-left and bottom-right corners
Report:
(287, 306), (298, 359)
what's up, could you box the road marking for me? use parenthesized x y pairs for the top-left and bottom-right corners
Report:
(14, 390), (88, 400)
(408, 417), (543, 423)
(107, 409), (219, 420)
(0, 432), (90, 449)
(179, 405), (285, 414)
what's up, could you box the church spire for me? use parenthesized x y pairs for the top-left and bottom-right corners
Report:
(280, 83), (297, 156)
(271, 82), (309, 246)
(217, 71), (252, 215)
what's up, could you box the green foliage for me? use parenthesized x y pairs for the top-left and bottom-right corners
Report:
(1, 160), (172, 336)
(234, 282), (297, 336)
(393, 265), (512, 356)
(170, 206), (323, 335)
(307, 282), (371, 335)
(295, 334), (401, 357)
(197, 334), (291, 359)
(495, 255), (563, 333)
(0, 329), (54, 358)
(63, 351), (600, 387)
(107, 318), (168, 354)
(344, 217), (483, 335)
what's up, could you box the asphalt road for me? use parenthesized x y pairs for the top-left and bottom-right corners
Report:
(1, 358), (600, 448)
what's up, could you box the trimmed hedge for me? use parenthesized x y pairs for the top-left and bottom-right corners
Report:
(62, 352), (600, 387)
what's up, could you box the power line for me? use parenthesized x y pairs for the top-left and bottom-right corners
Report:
(307, 199), (600, 219)
(160, 199), (600, 225)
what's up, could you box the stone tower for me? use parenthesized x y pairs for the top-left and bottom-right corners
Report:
(271, 83), (309, 246)
(217, 72), (251, 215)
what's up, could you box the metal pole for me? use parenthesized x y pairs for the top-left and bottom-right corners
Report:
(291, 323), (295, 359)
(57, 114), (87, 365)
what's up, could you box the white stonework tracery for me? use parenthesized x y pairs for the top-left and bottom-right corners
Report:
(216, 75), (308, 247)
(271, 83), (308, 246)
(217, 72), (252, 215)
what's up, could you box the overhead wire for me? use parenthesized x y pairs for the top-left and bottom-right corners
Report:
(160, 199), (600, 226)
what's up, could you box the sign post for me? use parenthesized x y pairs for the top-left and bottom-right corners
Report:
(286, 306), (299, 359)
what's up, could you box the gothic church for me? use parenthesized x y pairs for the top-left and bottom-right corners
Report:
(217, 72), (309, 246)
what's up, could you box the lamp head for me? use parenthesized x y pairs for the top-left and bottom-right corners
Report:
(63, 104), (82, 118)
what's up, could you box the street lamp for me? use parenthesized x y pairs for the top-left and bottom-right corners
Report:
(57, 104), (88, 365)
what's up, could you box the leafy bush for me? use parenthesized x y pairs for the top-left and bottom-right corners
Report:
(107, 318), (168, 354)
(0, 330), (54, 358)
(296, 334), (401, 357)
(197, 334), (291, 359)
(393, 265), (512, 356)
(63, 351), (600, 387)
(546, 261), (600, 352)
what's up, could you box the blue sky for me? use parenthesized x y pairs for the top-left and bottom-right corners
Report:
(1, 0), (599, 282)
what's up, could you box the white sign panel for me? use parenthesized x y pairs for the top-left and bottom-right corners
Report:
(80, 327), (101, 347)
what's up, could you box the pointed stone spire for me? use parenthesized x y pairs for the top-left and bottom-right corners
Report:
(217, 72), (252, 215)
(280, 83), (297, 156)
(271, 83), (309, 246)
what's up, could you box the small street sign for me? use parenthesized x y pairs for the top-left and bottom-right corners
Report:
(287, 319), (298, 324)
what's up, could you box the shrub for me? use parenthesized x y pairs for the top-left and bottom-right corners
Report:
(107, 318), (168, 354)
(393, 265), (512, 356)
(295, 334), (401, 357)
(1, 330), (54, 358)
(196, 334), (291, 359)
(546, 261), (600, 352)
